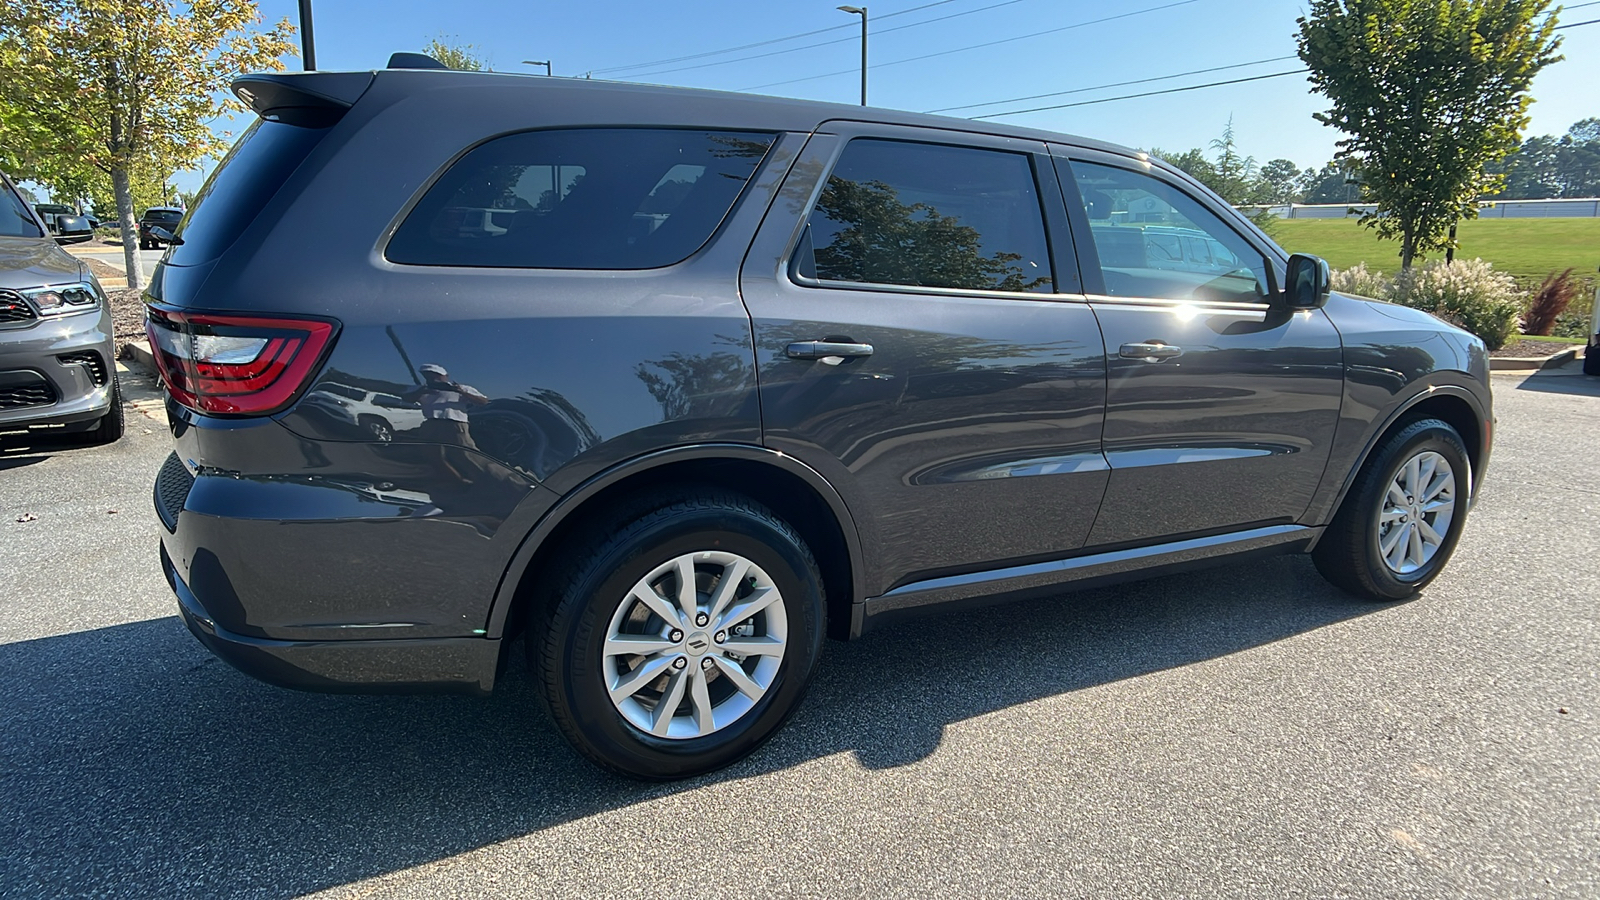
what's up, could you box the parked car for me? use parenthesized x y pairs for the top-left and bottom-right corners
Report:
(149, 58), (1493, 779)
(0, 171), (121, 443)
(138, 206), (184, 250)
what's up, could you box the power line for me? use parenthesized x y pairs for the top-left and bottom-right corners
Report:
(623, 0), (1045, 80)
(1555, 16), (1599, 27)
(925, 55), (1297, 113)
(594, 0), (974, 76)
(972, 69), (1307, 119)
(740, 0), (1201, 91)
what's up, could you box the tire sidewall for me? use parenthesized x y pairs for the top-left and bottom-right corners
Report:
(551, 504), (823, 779)
(1359, 422), (1471, 594)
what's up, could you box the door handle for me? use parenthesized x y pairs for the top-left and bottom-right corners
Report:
(1119, 341), (1183, 362)
(786, 340), (875, 361)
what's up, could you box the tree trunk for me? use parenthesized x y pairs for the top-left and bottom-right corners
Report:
(111, 163), (144, 292)
(1399, 227), (1417, 270)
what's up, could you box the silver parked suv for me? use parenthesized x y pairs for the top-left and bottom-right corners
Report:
(0, 170), (121, 444)
(151, 57), (1491, 779)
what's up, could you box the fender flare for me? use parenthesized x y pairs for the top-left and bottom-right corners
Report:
(483, 442), (867, 639)
(1314, 381), (1489, 534)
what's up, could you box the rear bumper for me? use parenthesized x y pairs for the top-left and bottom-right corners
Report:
(162, 541), (500, 696)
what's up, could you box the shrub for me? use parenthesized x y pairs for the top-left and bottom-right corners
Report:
(1523, 268), (1580, 336)
(1390, 258), (1524, 351)
(1329, 263), (1391, 300)
(1552, 284), (1595, 340)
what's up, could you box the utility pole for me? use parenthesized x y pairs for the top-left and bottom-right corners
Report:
(838, 6), (867, 106)
(297, 0), (316, 70)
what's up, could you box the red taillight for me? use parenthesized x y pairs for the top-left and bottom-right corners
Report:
(145, 306), (338, 416)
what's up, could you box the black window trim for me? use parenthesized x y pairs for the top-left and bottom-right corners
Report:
(379, 124), (782, 273)
(783, 128), (1088, 304)
(1052, 146), (1285, 310)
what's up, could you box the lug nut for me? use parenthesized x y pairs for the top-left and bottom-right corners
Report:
(669, 630), (683, 642)
(695, 612), (709, 627)
(673, 656), (687, 670)
(701, 657), (715, 670)
(714, 630), (726, 644)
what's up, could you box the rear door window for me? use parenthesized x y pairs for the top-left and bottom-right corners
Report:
(387, 129), (776, 270)
(795, 138), (1053, 294)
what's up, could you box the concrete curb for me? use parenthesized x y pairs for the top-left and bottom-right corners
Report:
(1489, 345), (1581, 371)
(119, 340), (155, 374)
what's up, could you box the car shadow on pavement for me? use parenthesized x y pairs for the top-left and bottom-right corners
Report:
(1509, 367), (1600, 398)
(0, 554), (1383, 898)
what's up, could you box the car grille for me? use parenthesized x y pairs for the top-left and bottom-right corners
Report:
(0, 291), (36, 324)
(0, 371), (57, 409)
(58, 351), (109, 386)
(154, 452), (194, 532)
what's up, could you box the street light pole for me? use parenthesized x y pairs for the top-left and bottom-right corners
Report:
(838, 6), (866, 106)
(521, 59), (552, 76)
(297, 0), (316, 70)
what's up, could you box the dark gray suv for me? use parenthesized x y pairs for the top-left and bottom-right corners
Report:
(149, 60), (1492, 779)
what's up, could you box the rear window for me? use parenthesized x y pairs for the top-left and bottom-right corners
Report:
(144, 209), (183, 223)
(386, 128), (776, 270)
(168, 119), (330, 265)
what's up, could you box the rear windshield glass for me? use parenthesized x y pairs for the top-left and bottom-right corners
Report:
(387, 128), (776, 270)
(1, 180), (43, 238)
(143, 209), (183, 223)
(168, 120), (330, 265)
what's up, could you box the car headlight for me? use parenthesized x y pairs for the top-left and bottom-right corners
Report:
(20, 282), (101, 316)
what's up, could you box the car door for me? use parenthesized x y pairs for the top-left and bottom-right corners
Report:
(1052, 148), (1344, 548)
(739, 124), (1109, 596)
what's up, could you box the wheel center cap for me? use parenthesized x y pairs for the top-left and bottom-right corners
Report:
(685, 632), (710, 656)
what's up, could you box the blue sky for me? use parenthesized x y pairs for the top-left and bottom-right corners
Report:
(199, 0), (1597, 192)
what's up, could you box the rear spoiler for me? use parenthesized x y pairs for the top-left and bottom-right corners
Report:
(232, 71), (374, 127)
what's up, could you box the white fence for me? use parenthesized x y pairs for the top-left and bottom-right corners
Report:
(1240, 198), (1600, 219)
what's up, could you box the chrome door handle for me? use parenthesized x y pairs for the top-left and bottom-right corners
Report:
(1119, 341), (1183, 362)
(786, 340), (875, 360)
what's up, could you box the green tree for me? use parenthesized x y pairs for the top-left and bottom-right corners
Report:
(1297, 0), (1562, 268)
(425, 37), (486, 71)
(1256, 159), (1304, 205)
(0, 0), (294, 289)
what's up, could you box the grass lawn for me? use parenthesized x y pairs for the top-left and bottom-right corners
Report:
(1270, 217), (1600, 279)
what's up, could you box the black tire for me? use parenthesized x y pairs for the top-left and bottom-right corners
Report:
(535, 492), (825, 780)
(85, 373), (124, 445)
(1313, 418), (1471, 601)
(139, 238), (151, 251)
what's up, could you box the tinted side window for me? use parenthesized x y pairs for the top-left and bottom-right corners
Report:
(388, 129), (776, 270)
(1, 179), (43, 238)
(1069, 161), (1269, 304)
(799, 139), (1052, 294)
(169, 120), (331, 265)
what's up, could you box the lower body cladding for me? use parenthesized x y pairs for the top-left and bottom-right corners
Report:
(0, 307), (115, 431)
(165, 542), (500, 695)
(853, 524), (1323, 636)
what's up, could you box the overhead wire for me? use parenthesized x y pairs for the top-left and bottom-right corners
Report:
(739, 0), (1201, 91)
(622, 0), (1049, 80)
(590, 0), (967, 75)
(924, 55), (1298, 113)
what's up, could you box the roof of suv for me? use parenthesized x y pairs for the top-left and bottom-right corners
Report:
(236, 66), (1143, 161)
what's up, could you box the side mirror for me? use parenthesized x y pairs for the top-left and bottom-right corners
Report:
(52, 214), (93, 243)
(1283, 253), (1330, 309)
(150, 225), (182, 246)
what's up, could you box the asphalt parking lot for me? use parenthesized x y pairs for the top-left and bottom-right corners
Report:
(1, 364), (1596, 899)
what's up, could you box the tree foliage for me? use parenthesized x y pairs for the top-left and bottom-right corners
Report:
(425, 37), (487, 71)
(1488, 118), (1600, 199)
(0, 0), (294, 288)
(1297, 0), (1562, 267)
